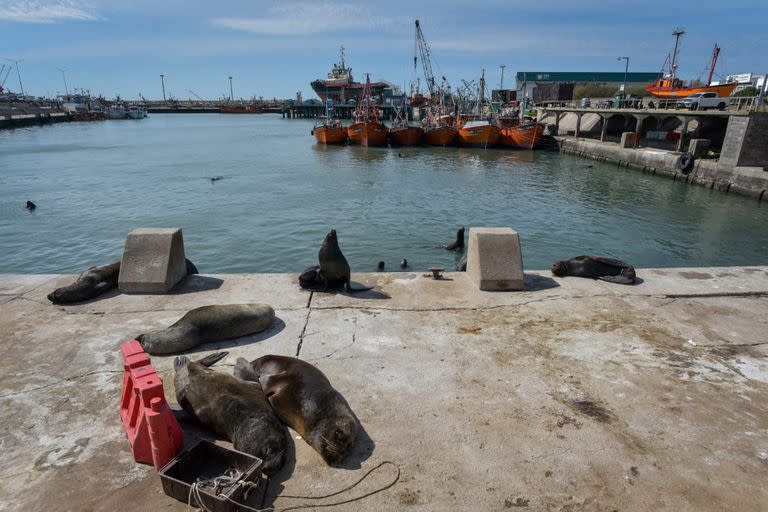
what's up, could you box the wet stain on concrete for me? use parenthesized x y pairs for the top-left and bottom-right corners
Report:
(679, 271), (714, 280)
(569, 400), (615, 423)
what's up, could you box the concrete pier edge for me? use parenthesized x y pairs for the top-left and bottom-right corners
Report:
(1, 266), (767, 511)
(557, 137), (768, 201)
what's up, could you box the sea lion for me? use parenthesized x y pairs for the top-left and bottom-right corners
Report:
(47, 258), (198, 305)
(317, 229), (372, 292)
(444, 227), (465, 251)
(299, 265), (321, 290)
(137, 303), (275, 355)
(26, 201), (36, 210)
(550, 255), (637, 285)
(174, 353), (287, 475)
(234, 355), (358, 465)
(377, 261), (385, 271)
(400, 259), (408, 269)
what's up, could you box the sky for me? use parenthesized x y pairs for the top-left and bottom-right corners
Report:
(1, 0), (766, 100)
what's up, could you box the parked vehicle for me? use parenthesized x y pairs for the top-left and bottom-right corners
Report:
(676, 92), (729, 111)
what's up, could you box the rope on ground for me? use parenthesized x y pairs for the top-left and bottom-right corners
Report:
(187, 460), (401, 512)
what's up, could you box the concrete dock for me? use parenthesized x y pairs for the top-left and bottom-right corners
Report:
(1, 268), (767, 511)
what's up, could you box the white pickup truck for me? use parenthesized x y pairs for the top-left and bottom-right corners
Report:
(676, 92), (729, 111)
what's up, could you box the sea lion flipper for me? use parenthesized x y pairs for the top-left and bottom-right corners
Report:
(598, 275), (635, 285)
(197, 351), (228, 367)
(234, 357), (260, 382)
(174, 355), (190, 369)
(185, 258), (198, 275)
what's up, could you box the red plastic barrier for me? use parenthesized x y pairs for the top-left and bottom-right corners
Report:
(119, 340), (183, 470)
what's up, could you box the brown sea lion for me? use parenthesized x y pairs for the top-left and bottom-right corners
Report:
(137, 303), (275, 355)
(550, 255), (637, 285)
(47, 258), (198, 305)
(174, 353), (287, 475)
(234, 355), (358, 465)
(317, 229), (372, 292)
(444, 227), (465, 251)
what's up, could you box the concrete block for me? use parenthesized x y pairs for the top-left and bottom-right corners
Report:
(620, 132), (638, 148)
(466, 227), (524, 291)
(689, 139), (711, 158)
(118, 228), (187, 293)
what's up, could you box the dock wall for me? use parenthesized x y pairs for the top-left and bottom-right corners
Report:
(0, 112), (71, 130)
(558, 137), (768, 201)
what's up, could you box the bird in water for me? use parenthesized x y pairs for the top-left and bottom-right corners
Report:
(210, 176), (222, 183)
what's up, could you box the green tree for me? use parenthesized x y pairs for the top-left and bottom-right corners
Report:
(733, 86), (759, 97)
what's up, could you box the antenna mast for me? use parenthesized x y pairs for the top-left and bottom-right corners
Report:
(670, 27), (685, 79)
(707, 44), (720, 85)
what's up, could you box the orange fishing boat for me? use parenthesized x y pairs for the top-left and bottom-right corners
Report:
(389, 103), (423, 146)
(646, 31), (736, 98)
(423, 125), (457, 146)
(390, 124), (423, 146)
(499, 122), (545, 149)
(312, 99), (346, 144)
(347, 74), (388, 147)
(457, 120), (500, 148)
(313, 121), (346, 144)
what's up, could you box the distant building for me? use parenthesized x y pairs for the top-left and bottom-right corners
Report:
(515, 71), (660, 100)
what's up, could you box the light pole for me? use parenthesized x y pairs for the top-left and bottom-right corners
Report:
(618, 56), (629, 97)
(4, 58), (25, 95)
(228, 76), (233, 101)
(57, 68), (69, 96)
(160, 74), (166, 102)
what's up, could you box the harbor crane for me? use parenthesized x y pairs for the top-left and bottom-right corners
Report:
(186, 89), (204, 101)
(414, 19), (437, 97)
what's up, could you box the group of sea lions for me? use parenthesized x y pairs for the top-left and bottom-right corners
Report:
(174, 353), (358, 474)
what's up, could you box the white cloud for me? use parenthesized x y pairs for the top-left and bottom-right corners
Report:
(0, 1), (99, 23)
(212, 2), (394, 36)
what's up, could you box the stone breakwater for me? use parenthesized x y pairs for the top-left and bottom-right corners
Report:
(558, 137), (768, 201)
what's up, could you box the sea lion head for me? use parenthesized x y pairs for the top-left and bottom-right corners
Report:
(325, 229), (338, 246)
(309, 413), (358, 465)
(550, 260), (568, 277)
(235, 421), (287, 476)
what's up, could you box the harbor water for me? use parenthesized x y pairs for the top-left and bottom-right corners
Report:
(1, 114), (767, 274)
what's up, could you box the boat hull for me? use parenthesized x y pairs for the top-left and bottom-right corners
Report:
(313, 125), (346, 144)
(457, 124), (500, 148)
(390, 126), (423, 146)
(646, 82), (737, 98)
(423, 126), (457, 146)
(347, 122), (388, 147)
(499, 123), (545, 149)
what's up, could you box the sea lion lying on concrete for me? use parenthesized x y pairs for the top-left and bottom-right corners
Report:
(174, 352), (287, 475)
(47, 258), (198, 305)
(234, 355), (358, 465)
(301, 229), (372, 292)
(444, 227), (465, 251)
(550, 256), (637, 285)
(137, 303), (275, 355)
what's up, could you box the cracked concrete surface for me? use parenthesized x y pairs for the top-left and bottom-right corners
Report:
(0, 268), (767, 511)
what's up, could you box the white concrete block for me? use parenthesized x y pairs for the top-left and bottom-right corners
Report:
(118, 227), (187, 293)
(466, 227), (524, 291)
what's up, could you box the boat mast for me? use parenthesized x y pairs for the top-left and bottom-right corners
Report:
(670, 27), (685, 80)
(707, 44), (720, 85)
(478, 69), (485, 117)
